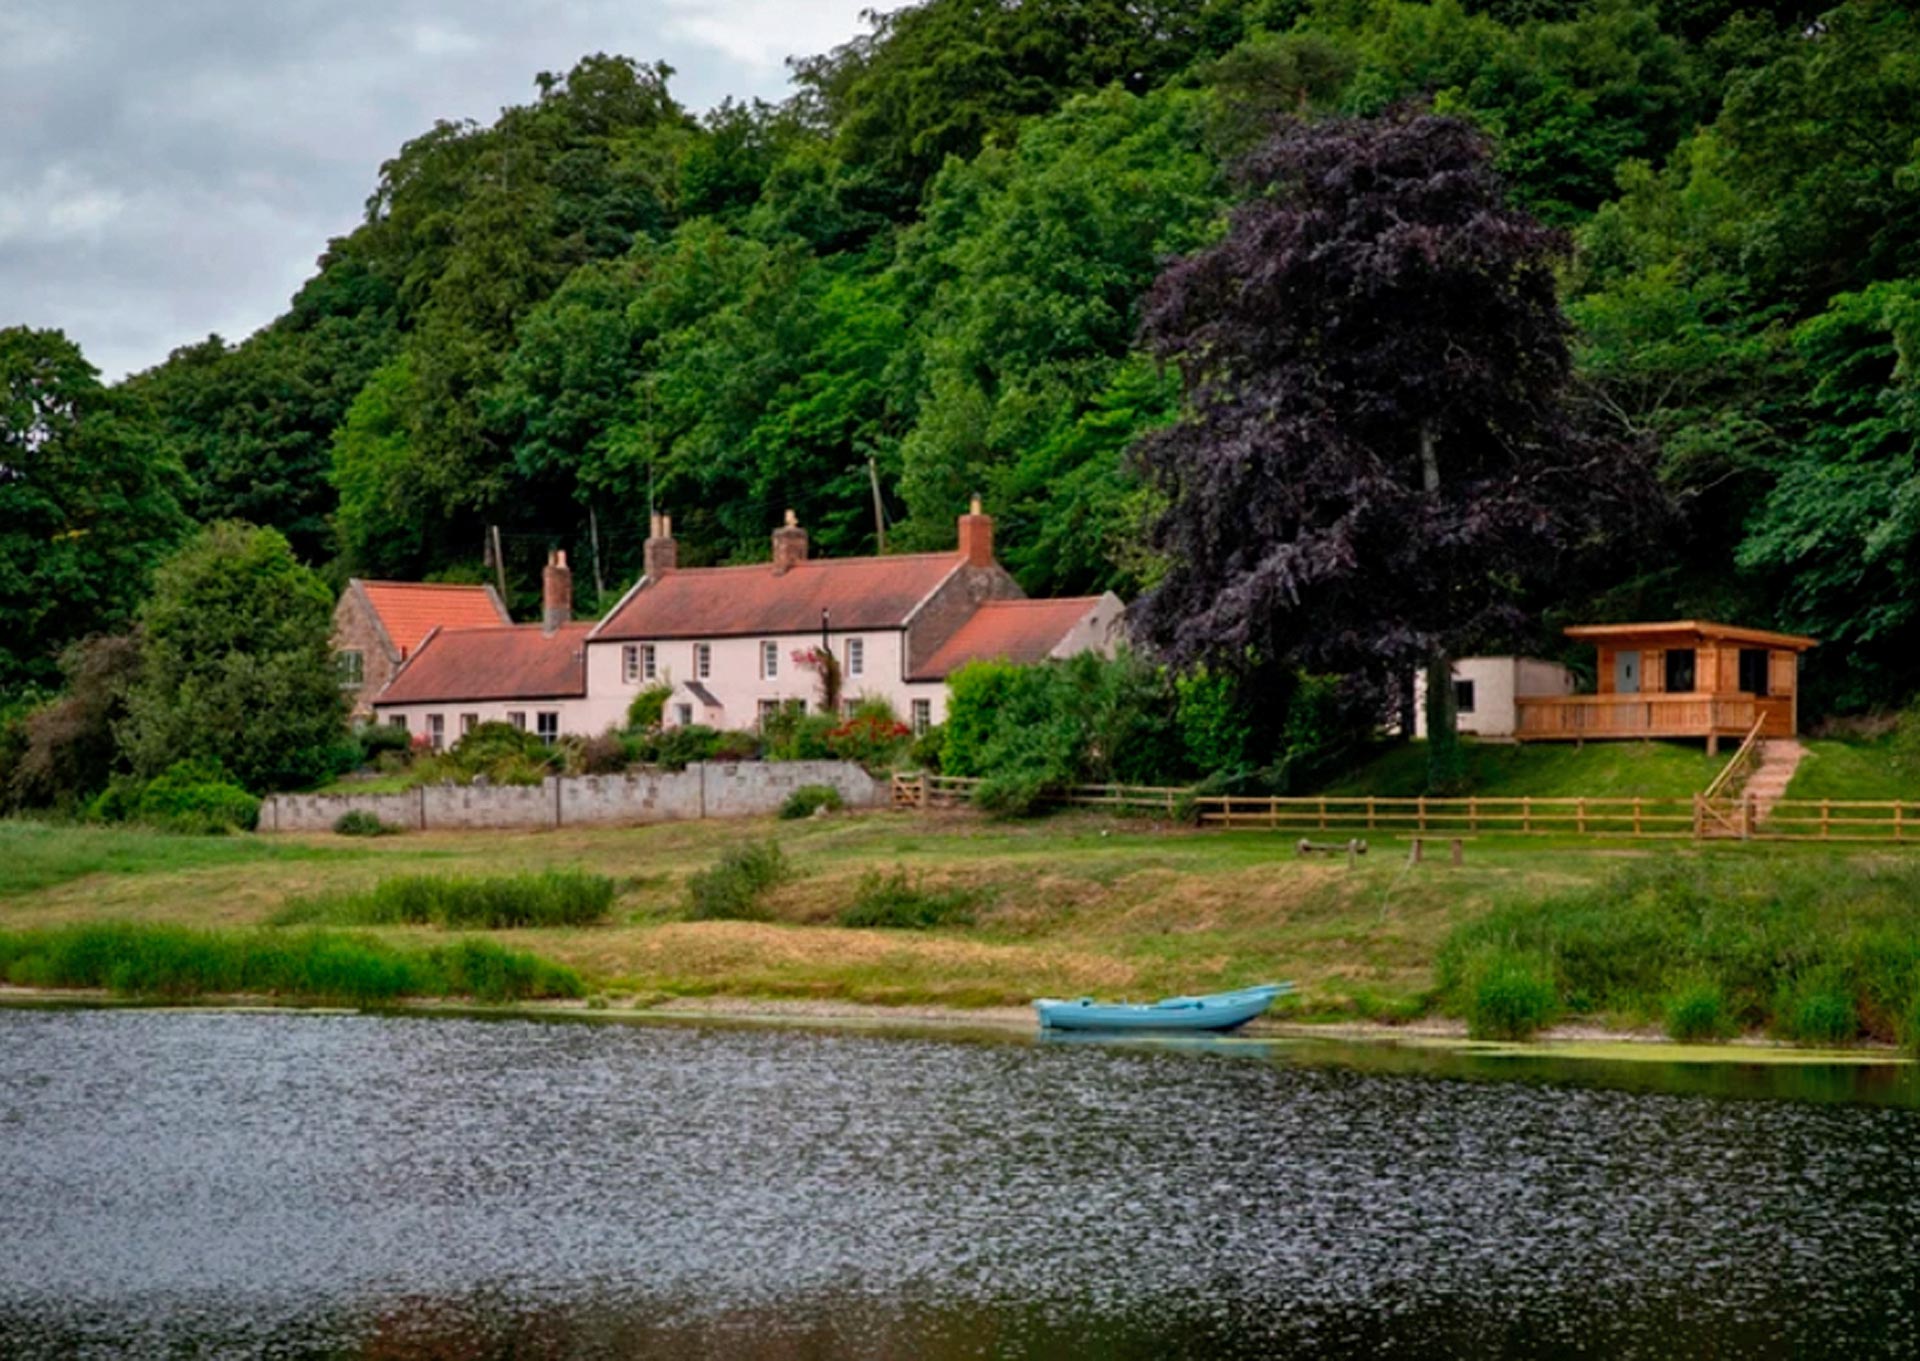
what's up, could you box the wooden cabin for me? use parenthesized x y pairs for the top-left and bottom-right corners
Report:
(1514, 621), (1817, 751)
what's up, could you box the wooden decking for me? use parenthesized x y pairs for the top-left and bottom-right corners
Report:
(1514, 694), (1794, 741)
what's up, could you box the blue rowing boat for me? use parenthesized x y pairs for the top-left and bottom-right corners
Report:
(1033, 982), (1294, 1033)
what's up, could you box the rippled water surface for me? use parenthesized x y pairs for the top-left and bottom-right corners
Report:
(2, 1010), (1915, 1359)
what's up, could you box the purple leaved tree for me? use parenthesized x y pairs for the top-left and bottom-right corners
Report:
(1131, 109), (1660, 792)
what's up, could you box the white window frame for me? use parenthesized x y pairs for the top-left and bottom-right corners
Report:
(536, 711), (559, 744)
(761, 641), (778, 678)
(694, 641), (711, 680)
(507, 711), (527, 731)
(911, 699), (931, 734)
(427, 713), (445, 751)
(622, 644), (640, 683)
(675, 703), (693, 727)
(335, 649), (364, 690)
(388, 714), (407, 731)
(845, 637), (864, 677)
(641, 643), (657, 682)
(460, 712), (478, 736)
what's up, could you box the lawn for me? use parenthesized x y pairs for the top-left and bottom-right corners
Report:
(1317, 738), (1726, 799)
(1789, 735), (1920, 803)
(1, 809), (1894, 1022)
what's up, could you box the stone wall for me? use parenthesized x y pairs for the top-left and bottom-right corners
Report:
(260, 761), (885, 833)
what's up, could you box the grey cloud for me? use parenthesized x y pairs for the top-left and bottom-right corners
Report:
(1, 0), (871, 379)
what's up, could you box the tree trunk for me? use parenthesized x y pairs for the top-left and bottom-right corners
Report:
(1419, 421), (1466, 793)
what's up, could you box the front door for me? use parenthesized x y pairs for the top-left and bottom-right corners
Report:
(1615, 650), (1641, 694)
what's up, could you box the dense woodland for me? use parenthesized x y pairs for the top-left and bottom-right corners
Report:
(6, 0), (1919, 746)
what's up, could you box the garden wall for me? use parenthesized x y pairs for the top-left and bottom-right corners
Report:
(260, 762), (885, 833)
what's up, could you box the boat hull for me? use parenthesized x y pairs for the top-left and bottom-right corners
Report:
(1033, 984), (1291, 1033)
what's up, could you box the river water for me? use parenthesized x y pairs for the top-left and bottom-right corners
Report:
(1, 1009), (1914, 1359)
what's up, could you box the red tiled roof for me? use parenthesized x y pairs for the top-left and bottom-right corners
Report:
(374, 623), (591, 705)
(357, 581), (509, 657)
(911, 598), (1103, 680)
(592, 553), (964, 642)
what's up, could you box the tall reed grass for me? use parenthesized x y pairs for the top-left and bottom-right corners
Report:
(0, 923), (582, 1003)
(1439, 858), (1920, 1044)
(275, 871), (615, 929)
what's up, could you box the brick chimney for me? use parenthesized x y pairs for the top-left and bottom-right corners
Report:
(957, 495), (994, 568)
(644, 512), (677, 579)
(771, 509), (809, 575)
(542, 549), (572, 633)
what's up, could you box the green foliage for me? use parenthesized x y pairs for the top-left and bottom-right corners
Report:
(332, 810), (400, 837)
(627, 682), (674, 732)
(424, 721), (561, 786)
(0, 922), (581, 1003)
(684, 840), (793, 920)
(654, 724), (722, 770)
(120, 522), (345, 792)
(762, 706), (837, 761)
(1461, 951), (1558, 1040)
(1439, 858), (1920, 1042)
(1174, 668), (1251, 777)
(1663, 979), (1733, 1042)
(0, 327), (185, 694)
(779, 784), (846, 819)
(4, 634), (141, 812)
(278, 871), (614, 929)
(826, 707), (913, 771)
(837, 869), (978, 929)
(132, 760), (262, 833)
(908, 723), (945, 772)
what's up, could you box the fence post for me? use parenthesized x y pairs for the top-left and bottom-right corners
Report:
(1522, 797), (1532, 835)
(1367, 796), (1376, 832)
(1417, 796), (1427, 833)
(1268, 796), (1280, 831)
(1821, 799), (1831, 840)
(1897, 802), (1906, 843)
(1469, 797), (1478, 834)
(1318, 796), (1328, 832)
(1577, 797), (1586, 836)
(1634, 797), (1643, 837)
(1743, 795), (1755, 841)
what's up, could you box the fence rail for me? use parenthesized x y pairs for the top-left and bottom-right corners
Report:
(890, 775), (1920, 844)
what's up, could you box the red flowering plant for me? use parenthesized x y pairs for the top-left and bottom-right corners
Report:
(791, 646), (842, 714)
(827, 710), (913, 771)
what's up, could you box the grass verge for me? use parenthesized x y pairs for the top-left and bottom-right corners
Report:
(0, 922), (582, 1004)
(275, 871), (615, 929)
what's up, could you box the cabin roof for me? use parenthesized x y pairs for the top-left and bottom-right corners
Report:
(353, 580), (510, 658)
(1562, 620), (1818, 651)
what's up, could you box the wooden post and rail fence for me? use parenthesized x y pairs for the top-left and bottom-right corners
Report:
(889, 771), (1920, 844)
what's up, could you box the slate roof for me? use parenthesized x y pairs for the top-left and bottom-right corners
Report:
(591, 553), (965, 642)
(374, 623), (592, 705)
(910, 598), (1104, 680)
(357, 581), (509, 658)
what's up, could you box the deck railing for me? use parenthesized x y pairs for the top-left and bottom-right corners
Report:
(1515, 694), (1792, 740)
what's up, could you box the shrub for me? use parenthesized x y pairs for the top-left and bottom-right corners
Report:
(133, 760), (261, 833)
(355, 722), (413, 763)
(1778, 971), (1858, 1045)
(908, 723), (944, 773)
(572, 732), (632, 775)
(655, 724), (720, 770)
(441, 722), (560, 785)
(711, 729), (762, 762)
(0, 923), (581, 1003)
(779, 784), (845, 819)
(1663, 979), (1733, 1042)
(837, 870), (978, 929)
(685, 841), (792, 920)
(1462, 952), (1557, 1040)
(627, 683), (674, 732)
(765, 710), (837, 761)
(333, 809), (399, 837)
(279, 871), (615, 929)
(827, 711), (912, 771)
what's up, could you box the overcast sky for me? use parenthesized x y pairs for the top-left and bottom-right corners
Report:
(1, 0), (874, 381)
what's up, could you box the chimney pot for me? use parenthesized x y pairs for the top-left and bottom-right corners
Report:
(645, 511), (678, 578)
(772, 510), (809, 575)
(542, 549), (573, 633)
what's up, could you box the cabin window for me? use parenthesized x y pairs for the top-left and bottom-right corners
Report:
(675, 703), (693, 727)
(1666, 649), (1697, 693)
(1453, 679), (1476, 715)
(912, 699), (932, 734)
(846, 637), (865, 677)
(460, 713), (478, 736)
(1738, 649), (1770, 697)
(536, 712), (559, 743)
(761, 641), (778, 678)
(335, 649), (364, 690)
(694, 642), (711, 679)
(507, 711), (527, 731)
(427, 714), (445, 751)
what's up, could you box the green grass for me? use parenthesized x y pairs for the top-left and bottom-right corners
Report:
(0, 922), (582, 1003)
(685, 841), (794, 920)
(0, 820), (342, 898)
(1789, 736), (1920, 803)
(1438, 856), (1920, 1042)
(276, 871), (616, 929)
(307, 771), (418, 795)
(837, 869), (980, 930)
(1318, 739), (1725, 799)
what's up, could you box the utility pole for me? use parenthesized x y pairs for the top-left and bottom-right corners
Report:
(867, 455), (887, 554)
(588, 505), (606, 600)
(489, 524), (508, 602)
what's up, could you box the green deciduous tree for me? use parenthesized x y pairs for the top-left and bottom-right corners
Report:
(121, 522), (347, 791)
(0, 328), (185, 696)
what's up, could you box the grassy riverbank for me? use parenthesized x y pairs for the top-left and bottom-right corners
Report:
(5, 811), (1919, 1046)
